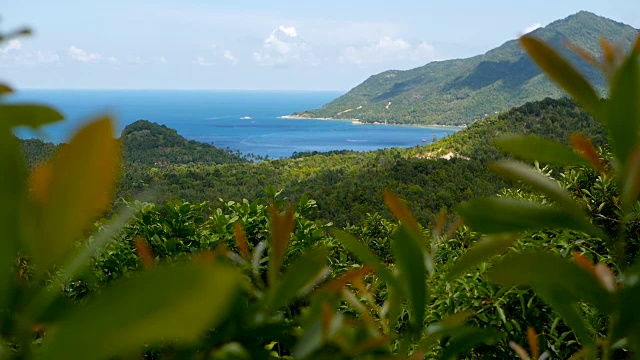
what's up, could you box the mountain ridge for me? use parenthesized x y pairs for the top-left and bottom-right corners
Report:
(294, 11), (638, 125)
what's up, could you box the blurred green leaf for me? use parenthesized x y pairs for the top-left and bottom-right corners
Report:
(439, 327), (502, 360)
(420, 312), (473, 349)
(621, 146), (640, 207)
(490, 160), (580, 210)
(0, 129), (24, 322)
(537, 287), (594, 345)
(331, 229), (399, 290)
(447, 234), (517, 280)
(27, 117), (120, 269)
(38, 262), (239, 360)
(495, 134), (589, 167)
(392, 225), (427, 334)
(520, 35), (602, 119)
(383, 191), (420, 234)
(606, 45), (640, 171)
(487, 252), (611, 313)
(0, 104), (63, 130)
(264, 247), (328, 312)
(0, 84), (14, 96)
(268, 205), (294, 286)
(293, 313), (343, 359)
(456, 197), (604, 238)
(612, 283), (640, 346)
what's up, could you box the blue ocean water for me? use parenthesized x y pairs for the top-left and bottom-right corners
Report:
(9, 90), (459, 159)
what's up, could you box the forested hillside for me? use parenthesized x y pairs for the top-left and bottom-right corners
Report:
(110, 97), (602, 226)
(296, 11), (637, 125)
(20, 97), (605, 227)
(19, 120), (246, 167)
(121, 120), (246, 165)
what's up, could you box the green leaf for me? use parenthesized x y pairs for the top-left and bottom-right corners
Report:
(606, 46), (640, 171)
(520, 35), (602, 120)
(331, 229), (399, 291)
(38, 262), (239, 360)
(621, 146), (640, 208)
(490, 160), (580, 210)
(0, 84), (13, 96)
(0, 104), (64, 130)
(495, 134), (589, 167)
(487, 252), (611, 313)
(268, 205), (294, 286)
(439, 327), (502, 360)
(447, 234), (517, 280)
(264, 247), (328, 312)
(391, 225), (427, 334)
(293, 313), (343, 359)
(420, 312), (473, 349)
(27, 117), (120, 269)
(537, 287), (594, 345)
(456, 197), (604, 239)
(0, 129), (24, 322)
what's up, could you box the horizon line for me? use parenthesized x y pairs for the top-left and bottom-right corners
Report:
(18, 87), (348, 93)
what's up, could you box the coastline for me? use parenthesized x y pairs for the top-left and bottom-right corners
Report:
(279, 114), (466, 129)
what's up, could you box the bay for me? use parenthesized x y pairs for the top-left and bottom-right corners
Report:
(9, 90), (459, 159)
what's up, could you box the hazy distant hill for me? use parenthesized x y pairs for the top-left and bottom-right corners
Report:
(296, 11), (638, 125)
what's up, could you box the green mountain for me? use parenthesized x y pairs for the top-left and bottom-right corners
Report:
(296, 11), (637, 125)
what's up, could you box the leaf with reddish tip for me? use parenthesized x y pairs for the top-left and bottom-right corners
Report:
(569, 133), (608, 174)
(134, 237), (154, 268)
(495, 134), (589, 167)
(234, 223), (249, 259)
(383, 191), (420, 233)
(527, 328), (539, 360)
(267, 205), (294, 285)
(27, 117), (120, 269)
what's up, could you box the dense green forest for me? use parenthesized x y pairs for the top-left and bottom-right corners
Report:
(21, 97), (605, 227)
(297, 11), (638, 125)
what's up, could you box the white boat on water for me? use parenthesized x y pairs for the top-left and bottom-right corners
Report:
(240, 116), (252, 120)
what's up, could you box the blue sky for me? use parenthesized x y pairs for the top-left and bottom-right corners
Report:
(1, 0), (639, 91)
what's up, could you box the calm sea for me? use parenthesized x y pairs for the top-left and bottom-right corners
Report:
(9, 90), (459, 159)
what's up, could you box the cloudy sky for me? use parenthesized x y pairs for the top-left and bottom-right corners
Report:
(1, 0), (639, 90)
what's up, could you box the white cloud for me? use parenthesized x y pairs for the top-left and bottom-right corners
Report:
(30, 51), (60, 64)
(253, 25), (317, 67)
(0, 42), (60, 66)
(195, 56), (215, 66)
(522, 23), (542, 34)
(0, 39), (22, 54)
(68, 45), (101, 62)
(107, 56), (120, 65)
(196, 46), (238, 67)
(339, 37), (437, 66)
(223, 50), (238, 65)
(278, 25), (297, 38)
